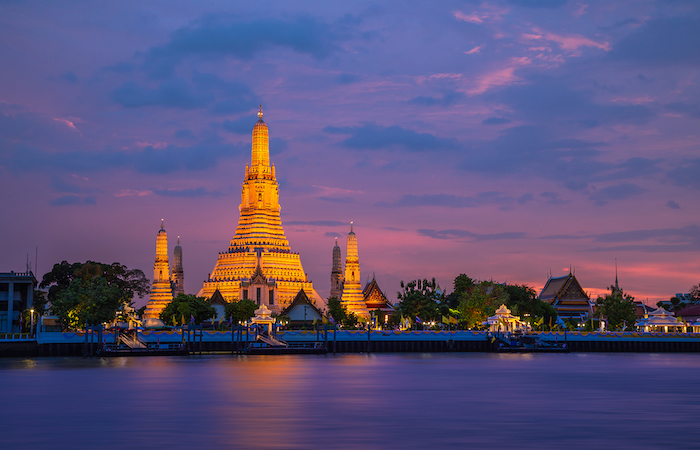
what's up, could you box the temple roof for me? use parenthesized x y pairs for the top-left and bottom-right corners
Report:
(209, 289), (227, 305)
(280, 289), (323, 317)
(363, 277), (394, 311)
(539, 273), (589, 302)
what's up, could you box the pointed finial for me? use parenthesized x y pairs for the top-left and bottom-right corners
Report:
(258, 105), (263, 120)
(161, 219), (164, 230)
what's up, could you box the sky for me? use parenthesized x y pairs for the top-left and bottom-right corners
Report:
(1, 0), (699, 308)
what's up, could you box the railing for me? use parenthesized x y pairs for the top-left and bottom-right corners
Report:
(0, 333), (34, 341)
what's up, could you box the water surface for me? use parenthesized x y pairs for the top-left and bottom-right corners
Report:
(2, 353), (699, 449)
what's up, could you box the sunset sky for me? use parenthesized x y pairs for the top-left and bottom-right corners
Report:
(2, 0), (699, 308)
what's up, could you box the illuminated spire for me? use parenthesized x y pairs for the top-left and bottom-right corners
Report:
(251, 105), (269, 169)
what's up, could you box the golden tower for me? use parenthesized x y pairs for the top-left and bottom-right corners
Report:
(330, 237), (343, 299)
(341, 222), (367, 315)
(144, 220), (173, 320)
(197, 107), (322, 312)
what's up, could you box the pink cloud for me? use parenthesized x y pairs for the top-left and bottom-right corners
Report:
(453, 11), (483, 24)
(465, 46), (482, 55)
(52, 118), (77, 130)
(115, 189), (152, 197)
(523, 28), (610, 54)
(467, 57), (531, 95)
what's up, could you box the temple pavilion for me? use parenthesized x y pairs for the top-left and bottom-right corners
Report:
(538, 272), (593, 320)
(636, 307), (685, 333)
(197, 107), (323, 313)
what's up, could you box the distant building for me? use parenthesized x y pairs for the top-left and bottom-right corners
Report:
(676, 304), (700, 324)
(172, 236), (184, 296)
(363, 277), (395, 321)
(334, 225), (394, 320)
(675, 293), (692, 303)
(280, 289), (323, 327)
(538, 273), (592, 320)
(143, 220), (173, 320)
(0, 271), (37, 333)
(340, 223), (366, 316)
(209, 289), (227, 321)
(330, 237), (343, 299)
(633, 301), (654, 320)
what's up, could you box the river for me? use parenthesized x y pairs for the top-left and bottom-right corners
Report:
(1, 353), (699, 449)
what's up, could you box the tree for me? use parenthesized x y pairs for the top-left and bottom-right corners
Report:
(504, 284), (557, 326)
(160, 294), (216, 325)
(327, 297), (359, 328)
(446, 274), (475, 309)
(657, 296), (687, 313)
(33, 289), (48, 316)
(40, 261), (149, 305)
(457, 281), (508, 329)
(395, 278), (445, 323)
(690, 284), (700, 303)
(224, 299), (258, 324)
(50, 277), (127, 329)
(596, 286), (637, 331)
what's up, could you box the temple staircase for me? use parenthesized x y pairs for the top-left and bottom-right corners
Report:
(257, 334), (288, 347)
(119, 332), (147, 349)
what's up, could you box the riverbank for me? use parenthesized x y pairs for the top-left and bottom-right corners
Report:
(3, 330), (700, 356)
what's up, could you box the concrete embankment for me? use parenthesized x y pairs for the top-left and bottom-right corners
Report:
(4, 330), (700, 356)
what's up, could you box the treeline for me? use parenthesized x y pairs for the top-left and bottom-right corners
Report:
(391, 275), (558, 330)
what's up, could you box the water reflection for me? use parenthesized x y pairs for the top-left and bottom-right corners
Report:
(1, 353), (699, 449)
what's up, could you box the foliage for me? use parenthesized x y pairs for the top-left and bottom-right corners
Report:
(657, 296), (688, 313)
(596, 286), (637, 331)
(32, 289), (48, 316)
(39, 261), (149, 329)
(457, 281), (508, 329)
(224, 299), (258, 324)
(160, 294), (216, 325)
(394, 278), (446, 323)
(50, 277), (127, 329)
(503, 284), (558, 325)
(445, 274), (475, 308)
(691, 283), (700, 302)
(40, 261), (149, 305)
(327, 297), (359, 328)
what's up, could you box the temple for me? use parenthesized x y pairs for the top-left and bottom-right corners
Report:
(538, 272), (593, 320)
(335, 224), (394, 319)
(197, 107), (323, 312)
(340, 223), (366, 315)
(143, 220), (173, 320)
(330, 238), (343, 299)
(172, 236), (184, 296)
